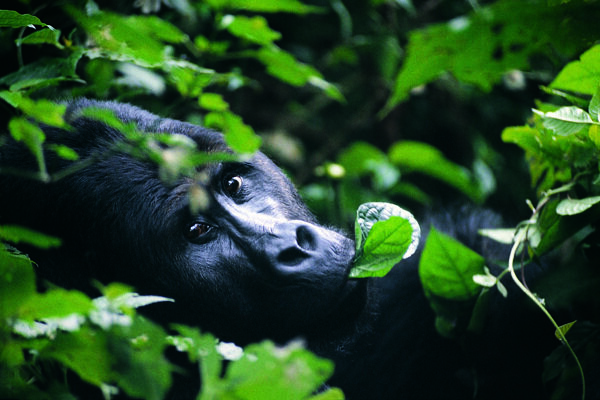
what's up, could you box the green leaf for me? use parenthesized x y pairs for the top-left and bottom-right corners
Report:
(111, 292), (174, 310)
(221, 15), (281, 46)
(0, 10), (46, 28)
(199, 92), (230, 112)
(224, 341), (333, 400)
(419, 226), (486, 301)
(337, 142), (400, 191)
(0, 225), (61, 249)
(555, 321), (577, 341)
(16, 27), (63, 49)
(0, 49), (84, 89)
(204, 111), (261, 153)
(384, 0), (566, 110)
(1, 93), (67, 127)
(18, 289), (92, 321)
(473, 267), (497, 288)
(550, 44), (600, 95)
(309, 388), (345, 400)
(170, 325), (222, 388)
(478, 228), (515, 244)
(68, 8), (186, 67)
(350, 202), (420, 278)
(389, 141), (483, 202)
(589, 84), (600, 121)
(256, 46), (318, 86)
(42, 326), (112, 387)
(533, 106), (596, 136)
(205, 0), (322, 14)
(7, 118), (47, 179)
(0, 247), (36, 318)
(49, 144), (79, 161)
(556, 196), (600, 215)
(112, 317), (172, 400)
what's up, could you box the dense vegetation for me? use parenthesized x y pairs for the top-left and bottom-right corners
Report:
(1, 0), (600, 398)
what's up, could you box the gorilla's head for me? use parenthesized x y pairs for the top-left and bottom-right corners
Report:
(0, 99), (370, 344)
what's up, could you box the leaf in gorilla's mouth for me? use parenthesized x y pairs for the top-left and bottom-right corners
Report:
(349, 202), (420, 278)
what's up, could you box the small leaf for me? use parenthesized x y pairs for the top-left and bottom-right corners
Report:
(478, 228), (515, 244)
(16, 28), (64, 49)
(350, 202), (420, 278)
(221, 15), (281, 45)
(113, 292), (174, 309)
(555, 321), (577, 341)
(589, 84), (600, 121)
(556, 196), (600, 215)
(0, 225), (61, 249)
(473, 274), (496, 288)
(0, 10), (46, 28)
(49, 144), (79, 160)
(199, 92), (230, 111)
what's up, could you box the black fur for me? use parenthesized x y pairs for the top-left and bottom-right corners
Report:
(0, 100), (566, 399)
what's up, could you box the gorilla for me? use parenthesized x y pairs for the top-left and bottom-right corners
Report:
(0, 99), (572, 399)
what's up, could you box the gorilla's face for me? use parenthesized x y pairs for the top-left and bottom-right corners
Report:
(0, 99), (369, 344)
(152, 150), (366, 343)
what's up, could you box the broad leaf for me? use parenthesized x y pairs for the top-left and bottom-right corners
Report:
(550, 44), (600, 95)
(350, 202), (420, 278)
(533, 106), (596, 136)
(0, 10), (46, 28)
(556, 196), (600, 215)
(419, 226), (485, 301)
(389, 141), (483, 202)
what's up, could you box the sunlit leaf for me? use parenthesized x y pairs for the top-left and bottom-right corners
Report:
(419, 226), (485, 301)
(556, 196), (600, 215)
(350, 202), (420, 278)
(533, 106), (596, 136)
(550, 44), (600, 95)
(199, 92), (230, 111)
(225, 341), (333, 399)
(478, 228), (515, 244)
(221, 15), (281, 45)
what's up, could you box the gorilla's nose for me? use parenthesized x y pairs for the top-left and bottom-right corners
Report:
(275, 223), (318, 267)
(264, 220), (346, 279)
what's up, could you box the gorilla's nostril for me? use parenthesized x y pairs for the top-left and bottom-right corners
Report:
(296, 225), (317, 251)
(277, 247), (308, 266)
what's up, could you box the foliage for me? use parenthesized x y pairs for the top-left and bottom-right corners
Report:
(0, 239), (337, 400)
(350, 202), (420, 278)
(1, 0), (600, 399)
(418, 42), (600, 399)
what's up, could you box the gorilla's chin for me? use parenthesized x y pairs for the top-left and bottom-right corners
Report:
(305, 278), (376, 355)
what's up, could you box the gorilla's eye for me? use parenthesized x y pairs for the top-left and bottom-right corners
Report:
(186, 223), (212, 241)
(224, 175), (243, 195)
